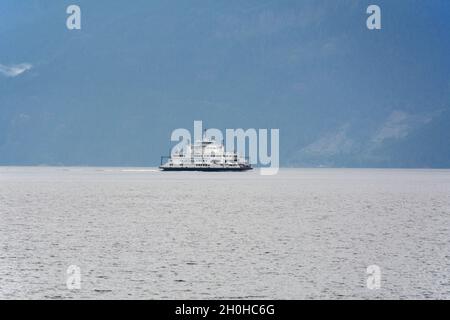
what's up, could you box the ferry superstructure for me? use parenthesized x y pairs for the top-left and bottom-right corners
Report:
(159, 138), (252, 171)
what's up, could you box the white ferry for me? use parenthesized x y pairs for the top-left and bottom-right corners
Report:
(159, 138), (252, 171)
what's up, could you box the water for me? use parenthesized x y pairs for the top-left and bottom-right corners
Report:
(0, 167), (449, 299)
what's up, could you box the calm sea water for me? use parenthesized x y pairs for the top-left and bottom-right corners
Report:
(0, 167), (449, 299)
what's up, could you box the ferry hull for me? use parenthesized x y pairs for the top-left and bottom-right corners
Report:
(159, 166), (253, 172)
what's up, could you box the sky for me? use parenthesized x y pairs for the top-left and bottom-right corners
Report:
(0, 0), (449, 167)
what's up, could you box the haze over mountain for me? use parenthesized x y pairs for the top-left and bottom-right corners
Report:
(1, 0), (449, 167)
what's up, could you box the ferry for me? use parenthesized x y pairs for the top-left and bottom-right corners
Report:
(159, 138), (252, 172)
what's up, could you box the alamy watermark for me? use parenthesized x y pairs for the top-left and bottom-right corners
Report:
(65, 4), (381, 31)
(366, 265), (381, 290)
(170, 121), (279, 175)
(66, 5), (81, 30)
(66, 4), (380, 31)
(66, 265), (81, 290)
(367, 5), (382, 30)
